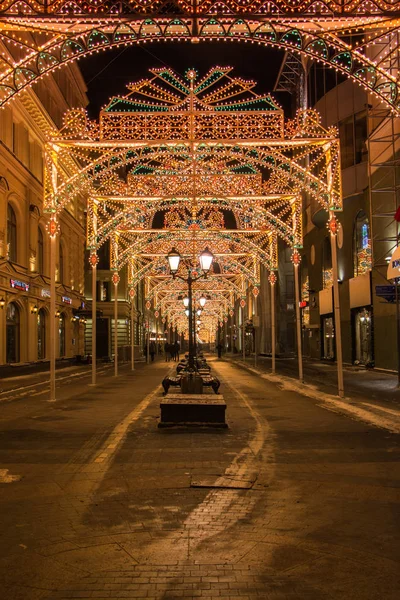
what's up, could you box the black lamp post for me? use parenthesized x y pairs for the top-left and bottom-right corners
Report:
(167, 247), (214, 370)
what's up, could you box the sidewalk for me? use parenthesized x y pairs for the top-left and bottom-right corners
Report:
(225, 352), (400, 404)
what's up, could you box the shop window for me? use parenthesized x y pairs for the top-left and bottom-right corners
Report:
(6, 302), (20, 363)
(354, 308), (373, 366)
(37, 309), (46, 359)
(59, 314), (66, 357)
(353, 210), (372, 276)
(59, 243), (64, 283)
(322, 316), (335, 360)
(37, 227), (44, 274)
(339, 111), (368, 169)
(7, 203), (17, 262)
(97, 239), (110, 270)
(323, 237), (333, 289)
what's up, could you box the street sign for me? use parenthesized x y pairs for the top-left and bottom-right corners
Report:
(387, 246), (400, 280)
(375, 285), (396, 302)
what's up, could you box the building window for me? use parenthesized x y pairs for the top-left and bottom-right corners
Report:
(322, 316), (335, 360)
(354, 308), (373, 366)
(339, 111), (368, 169)
(59, 314), (65, 357)
(323, 237), (333, 289)
(97, 239), (110, 270)
(37, 309), (46, 359)
(59, 243), (64, 283)
(38, 227), (44, 274)
(6, 302), (20, 363)
(7, 203), (17, 262)
(353, 210), (372, 277)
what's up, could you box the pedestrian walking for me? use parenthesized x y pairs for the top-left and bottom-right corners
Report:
(216, 342), (223, 359)
(149, 341), (156, 362)
(169, 343), (175, 362)
(174, 340), (180, 361)
(164, 342), (170, 362)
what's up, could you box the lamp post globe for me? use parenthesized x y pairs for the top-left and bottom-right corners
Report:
(199, 295), (207, 308)
(199, 247), (214, 274)
(167, 247), (181, 275)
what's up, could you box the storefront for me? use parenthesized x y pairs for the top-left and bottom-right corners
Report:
(349, 271), (373, 366)
(322, 315), (335, 360)
(352, 307), (373, 366)
(6, 302), (20, 363)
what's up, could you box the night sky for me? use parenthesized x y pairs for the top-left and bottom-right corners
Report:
(79, 41), (290, 117)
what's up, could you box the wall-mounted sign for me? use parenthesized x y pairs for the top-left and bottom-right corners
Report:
(375, 285), (396, 303)
(41, 288), (50, 298)
(387, 246), (400, 280)
(10, 279), (29, 292)
(62, 296), (72, 305)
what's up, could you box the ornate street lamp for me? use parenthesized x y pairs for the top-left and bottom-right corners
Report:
(199, 295), (207, 308)
(166, 246), (214, 370)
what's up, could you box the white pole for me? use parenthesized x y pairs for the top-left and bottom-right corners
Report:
(147, 314), (150, 364)
(271, 278), (276, 374)
(242, 305), (246, 361)
(114, 279), (118, 377)
(156, 319), (159, 355)
(330, 218), (345, 398)
(254, 295), (258, 369)
(91, 262), (96, 385)
(131, 299), (135, 371)
(49, 232), (56, 402)
(294, 261), (303, 382)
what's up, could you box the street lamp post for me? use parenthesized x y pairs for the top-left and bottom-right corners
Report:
(167, 247), (213, 371)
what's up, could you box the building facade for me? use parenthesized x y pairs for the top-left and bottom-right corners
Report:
(0, 64), (88, 367)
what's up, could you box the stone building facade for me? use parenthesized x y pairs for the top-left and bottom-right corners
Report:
(0, 64), (88, 367)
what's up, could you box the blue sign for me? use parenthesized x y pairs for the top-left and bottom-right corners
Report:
(375, 285), (396, 302)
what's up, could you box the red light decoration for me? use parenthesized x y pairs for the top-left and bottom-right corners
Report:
(268, 272), (277, 285)
(291, 251), (301, 266)
(111, 272), (120, 285)
(89, 252), (99, 267)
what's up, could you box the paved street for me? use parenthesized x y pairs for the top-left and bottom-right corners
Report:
(0, 357), (399, 599)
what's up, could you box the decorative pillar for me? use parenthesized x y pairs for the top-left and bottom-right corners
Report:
(112, 272), (120, 377)
(129, 287), (135, 371)
(329, 214), (344, 398)
(48, 217), (58, 402)
(253, 287), (259, 368)
(241, 298), (246, 361)
(269, 272), (277, 374)
(89, 252), (98, 385)
(292, 251), (303, 382)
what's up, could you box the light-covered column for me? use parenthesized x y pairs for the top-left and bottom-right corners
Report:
(241, 299), (246, 361)
(49, 218), (58, 402)
(292, 251), (303, 382)
(269, 272), (277, 374)
(329, 214), (344, 398)
(89, 252), (98, 385)
(112, 272), (120, 377)
(129, 287), (135, 371)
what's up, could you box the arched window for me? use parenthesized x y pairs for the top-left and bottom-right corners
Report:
(6, 302), (20, 363)
(354, 210), (372, 277)
(59, 314), (65, 357)
(323, 237), (333, 289)
(7, 203), (17, 262)
(37, 309), (46, 359)
(37, 227), (44, 274)
(59, 243), (64, 283)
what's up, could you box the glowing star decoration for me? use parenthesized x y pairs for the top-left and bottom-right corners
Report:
(145, 300), (151, 310)
(252, 287), (260, 297)
(291, 251), (301, 266)
(112, 273), (120, 285)
(47, 218), (59, 238)
(240, 299), (246, 308)
(89, 252), (99, 267)
(328, 215), (339, 236)
(268, 272), (277, 285)
(154, 310), (159, 318)
(229, 309), (234, 317)
(129, 287), (136, 298)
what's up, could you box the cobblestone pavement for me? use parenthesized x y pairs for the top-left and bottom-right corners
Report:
(0, 357), (399, 599)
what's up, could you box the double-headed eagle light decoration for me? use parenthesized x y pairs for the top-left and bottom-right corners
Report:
(44, 66), (341, 334)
